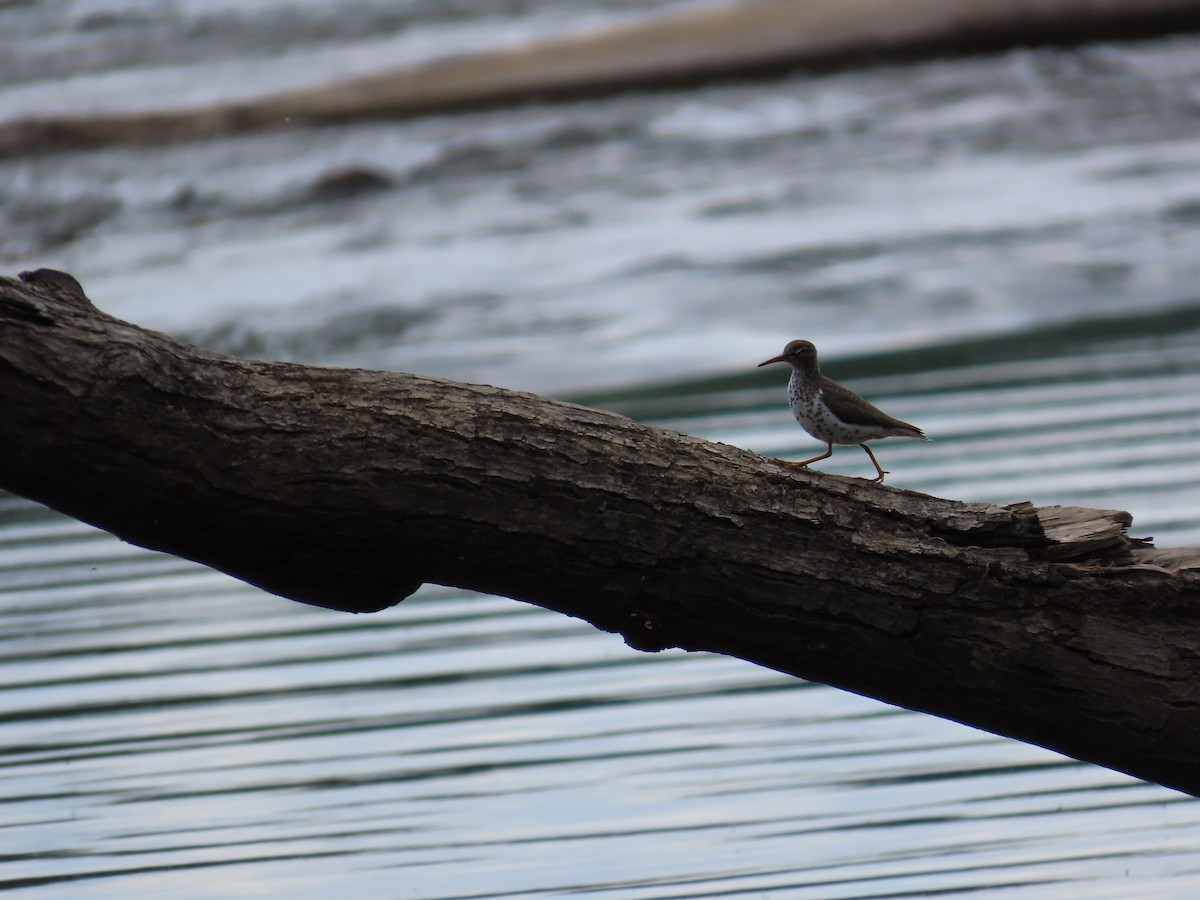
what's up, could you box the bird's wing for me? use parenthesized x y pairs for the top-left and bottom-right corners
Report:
(821, 378), (925, 437)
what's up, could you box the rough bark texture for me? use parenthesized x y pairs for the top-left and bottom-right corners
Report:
(3, 269), (1200, 795)
(4, 0), (1200, 157)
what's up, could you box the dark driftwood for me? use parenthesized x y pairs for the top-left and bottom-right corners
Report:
(4, 0), (1200, 157)
(3, 269), (1200, 795)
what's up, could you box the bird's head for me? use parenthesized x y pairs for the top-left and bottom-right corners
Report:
(758, 339), (817, 369)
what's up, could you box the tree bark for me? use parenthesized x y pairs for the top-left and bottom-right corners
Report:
(3, 269), (1199, 795)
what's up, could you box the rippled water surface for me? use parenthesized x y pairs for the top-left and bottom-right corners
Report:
(3, 1), (1200, 896)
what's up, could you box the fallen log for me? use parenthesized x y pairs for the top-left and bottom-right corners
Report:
(2, 268), (1199, 795)
(5, 0), (1200, 157)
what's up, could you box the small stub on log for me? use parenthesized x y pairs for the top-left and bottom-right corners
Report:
(18, 269), (93, 310)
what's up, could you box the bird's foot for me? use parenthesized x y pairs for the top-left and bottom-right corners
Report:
(779, 459), (812, 469)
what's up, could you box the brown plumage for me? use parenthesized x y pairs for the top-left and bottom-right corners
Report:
(758, 339), (928, 483)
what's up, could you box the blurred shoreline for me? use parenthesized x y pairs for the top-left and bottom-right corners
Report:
(3, 0), (1200, 157)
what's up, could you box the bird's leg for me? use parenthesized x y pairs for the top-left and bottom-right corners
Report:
(781, 442), (834, 468)
(859, 443), (888, 483)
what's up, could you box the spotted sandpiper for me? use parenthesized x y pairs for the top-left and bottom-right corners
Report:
(758, 339), (928, 483)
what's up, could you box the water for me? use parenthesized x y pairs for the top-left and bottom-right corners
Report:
(3, 2), (1200, 895)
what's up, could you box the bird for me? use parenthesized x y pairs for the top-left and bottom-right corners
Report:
(757, 339), (928, 483)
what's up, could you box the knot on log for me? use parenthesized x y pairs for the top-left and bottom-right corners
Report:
(18, 268), (94, 310)
(0, 270), (86, 324)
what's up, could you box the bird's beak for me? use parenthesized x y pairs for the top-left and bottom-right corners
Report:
(757, 355), (787, 367)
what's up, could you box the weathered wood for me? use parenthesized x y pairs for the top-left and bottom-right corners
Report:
(2, 269), (1199, 795)
(4, 0), (1200, 157)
